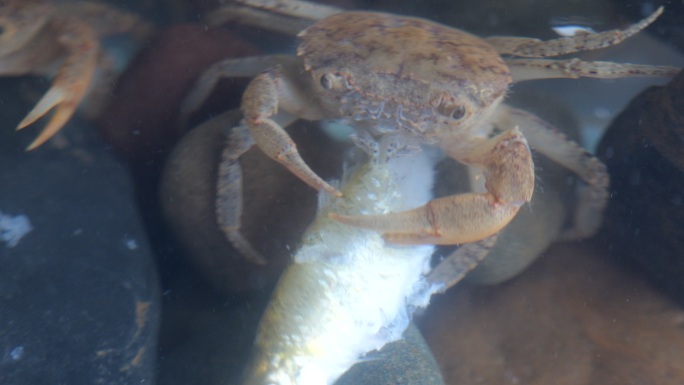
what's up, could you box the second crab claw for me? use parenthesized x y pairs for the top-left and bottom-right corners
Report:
(5, 0), (153, 151)
(331, 128), (535, 245)
(17, 17), (98, 150)
(330, 194), (522, 245)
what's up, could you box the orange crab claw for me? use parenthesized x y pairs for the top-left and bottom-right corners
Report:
(18, 17), (98, 150)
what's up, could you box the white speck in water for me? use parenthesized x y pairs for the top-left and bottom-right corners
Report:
(593, 107), (611, 120)
(0, 211), (33, 248)
(552, 25), (596, 36)
(10, 346), (25, 361)
(73, 228), (83, 236)
(123, 236), (138, 250)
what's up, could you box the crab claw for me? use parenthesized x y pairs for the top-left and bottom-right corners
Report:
(331, 128), (535, 245)
(18, 18), (98, 150)
(330, 193), (521, 245)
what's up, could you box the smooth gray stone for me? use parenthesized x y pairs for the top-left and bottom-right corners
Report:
(0, 83), (160, 385)
(337, 323), (445, 385)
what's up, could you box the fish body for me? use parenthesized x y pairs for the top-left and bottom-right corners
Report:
(245, 149), (439, 385)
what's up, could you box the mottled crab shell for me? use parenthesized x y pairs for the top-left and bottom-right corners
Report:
(297, 11), (512, 119)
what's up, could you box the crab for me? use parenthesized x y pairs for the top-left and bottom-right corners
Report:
(0, 0), (152, 150)
(182, 0), (679, 264)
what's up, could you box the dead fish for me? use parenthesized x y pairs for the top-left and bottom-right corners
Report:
(244, 148), (441, 385)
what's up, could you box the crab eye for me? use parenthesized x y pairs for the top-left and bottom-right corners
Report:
(319, 73), (336, 89)
(437, 103), (466, 120)
(449, 105), (466, 120)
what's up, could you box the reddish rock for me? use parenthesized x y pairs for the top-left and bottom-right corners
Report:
(421, 242), (684, 385)
(96, 24), (258, 162)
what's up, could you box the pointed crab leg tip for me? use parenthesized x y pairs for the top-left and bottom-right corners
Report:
(18, 88), (66, 128)
(247, 253), (269, 266)
(17, 111), (45, 130)
(25, 138), (45, 151)
(24, 140), (41, 152)
(323, 185), (343, 197)
(23, 104), (77, 151)
(17, 115), (41, 131)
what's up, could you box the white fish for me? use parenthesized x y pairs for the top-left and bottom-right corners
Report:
(244, 148), (441, 385)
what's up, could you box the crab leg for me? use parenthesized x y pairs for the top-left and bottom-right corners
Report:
(18, 17), (98, 150)
(242, 64), (342, 197)
(215, 112), (300, 265)
(487, 6), (663, 58)
(507, 58), (680, 82)
(216, 120), (267, 265)
(495, 104), (608, 239)
(205, 0), (342, 34)
(425, 234), (498, 292)
(58, 1), (154, 40)
(331, 128), (534, 245)
(206, 5), (315, 35)
(230, 0), (342, 21)
(180, 55), (293, 126)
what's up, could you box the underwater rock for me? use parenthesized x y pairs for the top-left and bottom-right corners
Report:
(156, 290), (265, 385)
(337, 323), (444, 385)
(598, 69), (684, 304)
(160, 110), (344, 295)
(422, 242), (684, 385)
(96, 24), (258, 162)
(0, 103), (159, 384)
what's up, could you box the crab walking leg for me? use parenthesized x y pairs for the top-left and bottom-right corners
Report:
(242, 65), (342, 197)
(231, 0), (343, 21)
(495, 104), (608, 239)
(180, 55), (295, 125)
(508, 58), (680, 82)
(205, 5), (315, 35)
(487, 6), (663, 58)
(216, 120), (264, 265)
(18, 17), (98, 150)
(206, 0), (343, 34)
(332, 128), (534, 245)
(215, 112), (299, 265)
(59, 1), (154, 40)
(426, 234), (498, 292)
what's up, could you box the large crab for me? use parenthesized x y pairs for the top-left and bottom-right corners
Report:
(183, 0), (679, 264)
(0, 0), (151, 150)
